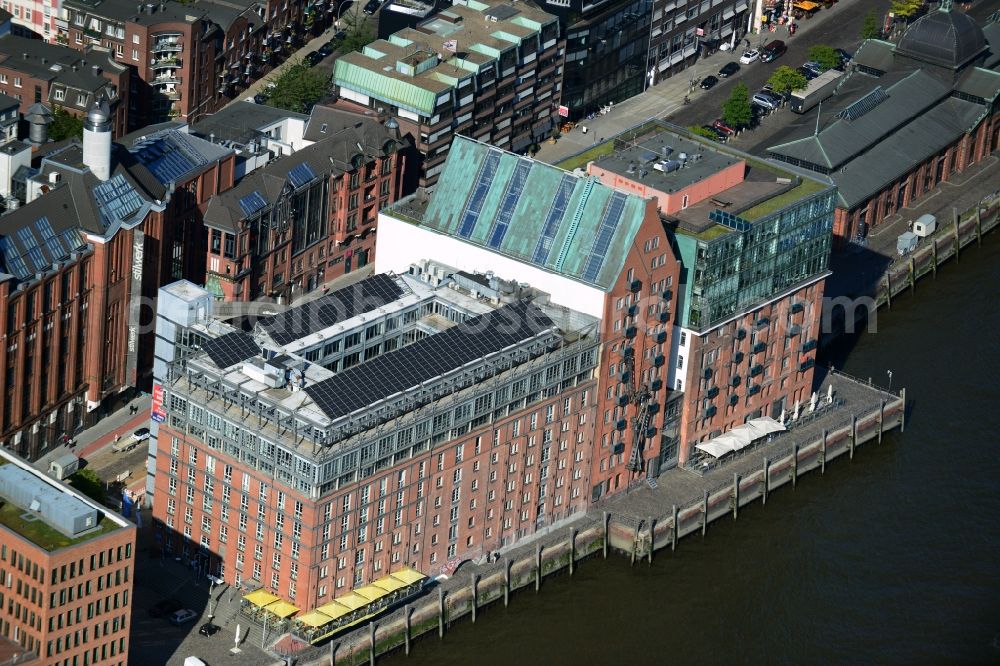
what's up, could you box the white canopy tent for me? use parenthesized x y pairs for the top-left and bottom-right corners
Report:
(694, 417), (787, 458)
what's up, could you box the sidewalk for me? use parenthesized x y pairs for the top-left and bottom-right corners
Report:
(534, 0), (864, 165)
(34, 395), (151, 471)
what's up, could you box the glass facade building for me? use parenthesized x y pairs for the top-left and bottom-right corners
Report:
(677, 189), (835, 331)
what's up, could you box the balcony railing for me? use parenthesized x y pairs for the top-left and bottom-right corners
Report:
(152, 41), (182, 53)
(151, 57), (181, 69)
(152, 75), (180, 85)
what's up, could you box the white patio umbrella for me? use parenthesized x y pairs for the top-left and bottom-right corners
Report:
(809, 391), (818, 412)
(779, 408), (786, 425)
(827, 384), (834, 403)
(792, 399), (801, 421)
(234, 624), (241, 648)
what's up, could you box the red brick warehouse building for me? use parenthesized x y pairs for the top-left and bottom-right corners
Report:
(59, 0), (314, 128)
(768, 5), (1000, 248)
(0, 449), (136, 665)
(0, 101), (233, 460)
(200, 109), (408, 302)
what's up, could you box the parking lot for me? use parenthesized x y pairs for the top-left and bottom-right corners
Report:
(130, 539), (279, 666)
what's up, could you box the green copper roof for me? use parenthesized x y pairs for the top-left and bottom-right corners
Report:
(334, 57), (444, 116)
(414, 137), (649, 291)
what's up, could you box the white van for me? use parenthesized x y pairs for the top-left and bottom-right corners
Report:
(912, 213), (937, 238)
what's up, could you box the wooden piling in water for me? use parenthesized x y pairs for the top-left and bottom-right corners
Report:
(602, 511), (609, 559)
(821, 430), (827, 474)
(762, 458), (770, 504)
(647, 516), (654, 565)
(792, 444), (799, 488)
(732, 473), (739, 520)
(437, 587), (445, 639)
(932, 239), (938, 277)
(908, 257), (915, 294)
(850, 415), (857, 460)
(470, 573), (478, 623)
(568, 527), (576, 576)
(701, 490), (709, 536)
(503, 559), (510, 607)
(535, 544), (542, 592)
(953, 209), (960, 263)
(976, 206), (982, 246)
(884, 273), (892, 310)
(878, 401), (885, 444)
(404, 606), (411, 655)
(900, 388), (907, 433)
(369, 622), (376, 666)
(671, 504), (678, 551)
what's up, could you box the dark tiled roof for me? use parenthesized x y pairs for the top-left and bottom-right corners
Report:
(203, 116), (401, 231)
(895, 7), (988, 70)
(129, 128), (232, 187)
(64, 0), (201, 23)
(304, 105), (384, 143)
(852, 39), (896, 74)
(0, 187), (87, 281)
(190, 102), (309, 147)
(954, 66), (1000, 100)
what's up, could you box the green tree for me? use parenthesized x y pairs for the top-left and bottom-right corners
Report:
(860, 10), (881, 39)
(807, 45), (842, 72)
(339, 6), (375, 54)
(688, 125), (718, 140)
(68, 469), (106, 504)
(722, 82), (753, 129)
(265, 61), (331, 114)
(49, 106), (83, 141)
(767, 66), (809, 94)
(890, 0), (924, 19)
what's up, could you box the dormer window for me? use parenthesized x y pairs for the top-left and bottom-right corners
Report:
(54, 89), (64, 101)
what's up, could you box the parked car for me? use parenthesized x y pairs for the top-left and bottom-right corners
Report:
(149, 598), (183, 618)
(836, 48), (853, 64)
(739, 49), (760, 64)
(304, 50), (323, 67)
(751, 91), (781, 110)
(802, 60), (825, 76)
(760, 39), (786, 63)
(699, 75), (719, 90)
(133, 427), (151, 441)
(169, 609), (198, 626)
(702, 125), (729, 141)
(253, 93), (268, 104)
(198, 623), (221, 637)
(797, 65), (819, 80)
(712, 119), (736, 135)
(318, 41), (337, 57)
(718, 61), (740, 78)
(363, 0), (380, 14)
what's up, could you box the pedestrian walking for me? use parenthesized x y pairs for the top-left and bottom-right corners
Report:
(744, 38), (750, 49)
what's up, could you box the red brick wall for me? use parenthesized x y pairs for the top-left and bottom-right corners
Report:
(153, 382), (596, 608)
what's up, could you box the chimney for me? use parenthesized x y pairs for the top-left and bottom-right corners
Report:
(83, 97), (113, 182)
(92, 65), (102, 76)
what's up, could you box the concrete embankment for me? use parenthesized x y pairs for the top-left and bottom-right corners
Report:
(305, 373), (904, 666)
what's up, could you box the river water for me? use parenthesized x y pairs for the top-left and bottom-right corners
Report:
(388, 238), (1000, 665)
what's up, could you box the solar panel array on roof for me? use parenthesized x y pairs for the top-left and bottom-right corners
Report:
(305, 301), (554, 420)
(532, 174), (577, 266)
(239, 191), (269, 217)
(16, 227), (47, 273)
(457, 151), (501, 238)
(93, 174), (145, 230)
(202, 331), (261, 369)
(261, 274), (404, 346)
(134, 136), (204, 185)
(487, 159), (532, 249)
(581, 191), (628, 282)
(0, 236), (30, 279)
(34, 217), (65, 259)
(287, 162), (318, 189)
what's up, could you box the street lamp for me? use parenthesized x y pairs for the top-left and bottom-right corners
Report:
(334, 0), (353, 30)
(887, 369), (893, 394)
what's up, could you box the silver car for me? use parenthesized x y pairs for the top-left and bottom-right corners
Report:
(751, 92), (781, 110)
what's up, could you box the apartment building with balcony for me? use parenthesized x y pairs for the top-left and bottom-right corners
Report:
(149, 266), (600, 599)
(586, 124), (833, 459)
(0, 450), (135, 665)
(200, 110), (407, 302)
(0, 34), (128, 135)
(59, 0), (309, 129)
(333, 0), (564, 187)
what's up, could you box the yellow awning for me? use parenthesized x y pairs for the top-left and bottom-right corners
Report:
(353, 585), (389, 602)
(332, 592), (370, 611)
(315, 601), (352, 621)
(296, 610), (334, 628)
(389, 567), (426, 586)
(371, 575), (408, 594)
(244, 589), (280, 607)
(264, 600), (300, 618)
(794, 1), (819, 10)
